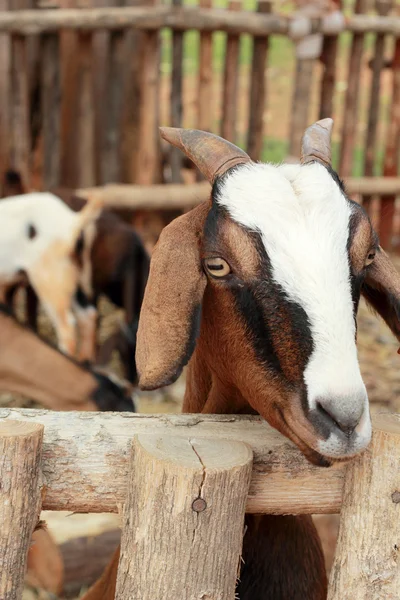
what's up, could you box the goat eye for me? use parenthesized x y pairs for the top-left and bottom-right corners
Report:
(204, 257), (231, 278)
(365, 250), (376, 266)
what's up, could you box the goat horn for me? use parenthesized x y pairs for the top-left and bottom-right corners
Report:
(300, 118), (333, 167)
(160, 127), (251, 183)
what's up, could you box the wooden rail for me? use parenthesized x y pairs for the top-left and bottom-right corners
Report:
(0, 408), (346, 515)
(77, 177), (400, 210)
(0, 7), (399, 36)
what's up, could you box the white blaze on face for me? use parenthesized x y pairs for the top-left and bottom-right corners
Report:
(215, 161), (370, 451)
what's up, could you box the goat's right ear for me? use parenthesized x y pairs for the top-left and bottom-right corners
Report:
(136, 203), (209, 390)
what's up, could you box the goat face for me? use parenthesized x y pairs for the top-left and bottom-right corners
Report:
(136, 122), (397, 466)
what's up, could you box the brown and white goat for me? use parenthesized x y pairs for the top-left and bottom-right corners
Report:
(0, 304), (135, 412)
(84, 119), (400, 599)
(1, 173), (149, 383)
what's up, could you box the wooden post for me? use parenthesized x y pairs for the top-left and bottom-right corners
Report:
(115, 434), (253, 599)
(379, 37), (400, 250)
(135, 0), (161, 184)
(328, 414), (400, 599)
(0, 0), (11, 177)
(41, 32), (61, 188)
(197, 0), (213, 133)
(100, 29), (125, 184)
(169, 0), (184, 183)
(0, 420), (44, 600)
(319, 0), (341, 120)
(362, 0), (393, 214)
(221, 0), (240, 143)
(247, 0), (270, 160)
(338, 0), (367, 178)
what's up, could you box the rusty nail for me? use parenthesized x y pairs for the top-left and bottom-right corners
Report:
(192, 497), (207, 513)
(391, 491), (400, 504)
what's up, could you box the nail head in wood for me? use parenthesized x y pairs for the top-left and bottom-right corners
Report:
(391, 491), (400, 503)
(192, 497), (207, 512)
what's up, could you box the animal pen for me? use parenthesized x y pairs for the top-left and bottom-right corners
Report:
(1, 1), (400, 598)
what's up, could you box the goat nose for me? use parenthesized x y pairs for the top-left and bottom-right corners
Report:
(315, 397), (364, 436)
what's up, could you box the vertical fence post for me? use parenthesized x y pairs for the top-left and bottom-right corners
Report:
(328, 414), (400, 599)
(247, 0), (270, 161)
(0, 420), (44, 600)
(115, 434), (253, 599)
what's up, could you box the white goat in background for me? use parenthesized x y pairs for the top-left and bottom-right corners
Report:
(0, 192), (103, 360)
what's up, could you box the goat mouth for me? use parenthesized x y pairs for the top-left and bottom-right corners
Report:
(275, 406), (333, 468)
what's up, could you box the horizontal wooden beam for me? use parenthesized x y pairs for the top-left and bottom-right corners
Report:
(77, 177), (400, 210)
(0, 408), (395, 515)
(0, 7), (398, 36)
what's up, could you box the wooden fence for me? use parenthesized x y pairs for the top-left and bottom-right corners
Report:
(0, 1), (400, 248)
(0, 408), (400, 598)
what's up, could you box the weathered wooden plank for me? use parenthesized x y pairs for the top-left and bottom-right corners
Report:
(0, 421), (44, 600)
(247, 0), (270, 160)
(0, 407), (363, 515)
(116, 435), (252, 599)
(328, 414), (400, 599)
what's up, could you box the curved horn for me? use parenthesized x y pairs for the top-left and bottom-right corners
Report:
(301, 118), (333, 167)
(160, 127), (251, 183)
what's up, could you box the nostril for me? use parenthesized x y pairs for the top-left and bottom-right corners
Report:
(315, 399), (362, 436)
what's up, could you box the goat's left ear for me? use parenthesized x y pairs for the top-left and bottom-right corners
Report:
(362, 247), (400, 339)
(136, 202), (209, 390)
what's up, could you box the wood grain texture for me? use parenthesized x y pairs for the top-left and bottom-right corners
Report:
(0, 420), (44, 600)
(0, 408), (352, 515)
(115, 434), (252, 599)
(328, 414), (400, 600)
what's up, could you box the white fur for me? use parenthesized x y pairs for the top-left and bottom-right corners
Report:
(215, 161), (370, 451)
(0, 192), (78, 280)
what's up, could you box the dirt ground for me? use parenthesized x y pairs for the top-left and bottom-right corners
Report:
(1, 252), (396, 598)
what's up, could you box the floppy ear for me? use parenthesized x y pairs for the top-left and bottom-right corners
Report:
(362, 247), (400, 340)
(136, 202), (209, 390)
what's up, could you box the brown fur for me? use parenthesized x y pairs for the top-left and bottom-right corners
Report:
(136, 202), (209, 389)
(26, 524), (64, 595)
(0, 307), (106, 411)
